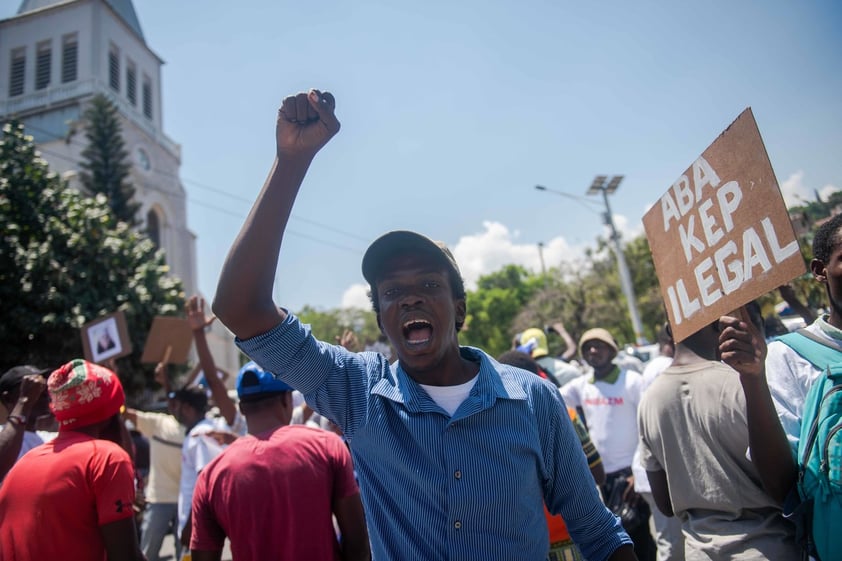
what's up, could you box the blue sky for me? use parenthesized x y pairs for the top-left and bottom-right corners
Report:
(6, 1), (841, 313)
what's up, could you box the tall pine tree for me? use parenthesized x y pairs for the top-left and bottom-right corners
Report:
(0, 121), (184, 398)
(79, 94), (140, 224)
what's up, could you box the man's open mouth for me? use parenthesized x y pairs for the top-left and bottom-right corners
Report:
(402, 319), (433, 345)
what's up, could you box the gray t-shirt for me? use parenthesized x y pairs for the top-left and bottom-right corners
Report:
(638, 361), (798, 560)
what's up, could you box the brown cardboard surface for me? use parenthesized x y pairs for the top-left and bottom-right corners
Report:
(141, 316), (193, 365)
(643, 108), (805, 342)
(81, 310), (133, 364)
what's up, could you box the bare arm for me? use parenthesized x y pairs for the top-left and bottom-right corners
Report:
(213, 90), (340, 339)
(187, 296), (237, 427)
(100, 516), (144, 561)
(192, 551), (222, 561)
(122, 408), (138, 427)
(646, 469), (674, 516)
(550, 321), (577, 361)
(607, 545), (639, 560)
(154, 362), (172, 395)
(334, 492), (371, 561)
(778, 284), (817, 325)
(719, 314), (796, 503)
(0, 375), (46, 479)
(590, 459), (606, 487)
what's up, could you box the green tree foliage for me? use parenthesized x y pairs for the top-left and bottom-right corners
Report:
(297, 305), (383, 349)
(461, 265), (542, 357)
(79, 94), (140, 224)
(789, 191), (842, 228)
(0, 122), (183, 395)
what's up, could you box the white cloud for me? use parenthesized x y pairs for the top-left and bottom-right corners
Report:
(612, 213), (644, 242)
(451, 221), (586, 290)
(339, 221), (590, 308)
(778, 170), (839, 208)
(819, 183), (839, 202)
(341, 283), (372, 310)
(780, 171), (811, 208)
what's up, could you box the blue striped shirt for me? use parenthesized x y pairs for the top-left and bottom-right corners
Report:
(238, 313), (631, 560)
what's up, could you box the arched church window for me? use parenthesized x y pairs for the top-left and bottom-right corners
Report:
(147, 209), (160, 249)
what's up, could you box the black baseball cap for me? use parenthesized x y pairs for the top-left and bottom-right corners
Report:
(167, 386), (208, 413)
(362, 230), (462, 286)
(0, 365), (49, 394)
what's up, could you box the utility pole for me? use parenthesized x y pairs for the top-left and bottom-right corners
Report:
(586, 175), (647, 344)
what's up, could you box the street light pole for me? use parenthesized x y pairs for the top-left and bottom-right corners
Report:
(586, 175), (647, 345)
(537, 242), (548, 287)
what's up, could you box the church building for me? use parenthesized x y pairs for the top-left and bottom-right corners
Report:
(0, 0), (240, 381)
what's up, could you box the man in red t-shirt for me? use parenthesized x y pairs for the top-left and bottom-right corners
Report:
(0, 359), (143, 561)
(190, 361), (370, 561)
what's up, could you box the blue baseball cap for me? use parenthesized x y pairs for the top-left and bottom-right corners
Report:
(236, 361), (294, 400)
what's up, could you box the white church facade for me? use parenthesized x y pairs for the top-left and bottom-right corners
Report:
(0, 0), (240, 380)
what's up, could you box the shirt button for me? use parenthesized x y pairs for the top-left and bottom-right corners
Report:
(454, 470), (462, 479)
(454, 520), (462, 529)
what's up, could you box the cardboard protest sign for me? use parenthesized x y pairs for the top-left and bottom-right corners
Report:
(643, 108), (805, 342)
(141, 316), (193, 365)
(81, 311), (133, 364)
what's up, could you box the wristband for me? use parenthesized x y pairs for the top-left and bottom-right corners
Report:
(6, 414), (26, 426)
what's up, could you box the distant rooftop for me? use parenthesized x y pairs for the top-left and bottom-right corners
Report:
(16, 0), (145, 40)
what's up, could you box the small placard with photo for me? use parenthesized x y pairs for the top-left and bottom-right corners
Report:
(81, 311), (133, 364)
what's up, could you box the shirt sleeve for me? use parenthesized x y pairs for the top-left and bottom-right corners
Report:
(133, 410), (163, 436)
(91, 442), (137, 526)
(636, 397), (662, 472)
(559, 378), (581, 409)
(190, 469), (225, 552)
(236, 312), (388, 440)
(765, 340), (818, 456)
(540, 386), (631, 561)
(569, 409), (602, 469)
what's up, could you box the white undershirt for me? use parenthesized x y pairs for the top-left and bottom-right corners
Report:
(419, 375), (479, 416)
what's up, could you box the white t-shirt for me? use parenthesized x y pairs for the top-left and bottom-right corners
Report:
(177, 418), (225, 533)
(560, 369), (645, 473)
(419, 375), (479, 416)
(133, 410), (184, 503)
(765, 317), (841, 454)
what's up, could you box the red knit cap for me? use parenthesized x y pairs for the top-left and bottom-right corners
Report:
(48, 359), (125, 431)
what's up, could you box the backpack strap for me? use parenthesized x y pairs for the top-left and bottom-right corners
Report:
(777, 329), (842, 372)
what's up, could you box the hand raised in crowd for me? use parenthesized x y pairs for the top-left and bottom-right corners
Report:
(336, 329), (359, 352)
(276, 89), (340, 160)
(718, 313), (766, 378)
(18, 374), (47, 406)
(186, 295), (216, 331)
(153, 362), (167, 386)
(206, 429), (239, 447)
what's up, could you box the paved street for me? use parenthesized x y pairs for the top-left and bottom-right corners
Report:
(158, 534), (232, 561)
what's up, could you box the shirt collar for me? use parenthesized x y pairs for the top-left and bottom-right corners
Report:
(590, 365), (621, 384)
(371, 347), (528, 415)
(818, 314), (842, 341)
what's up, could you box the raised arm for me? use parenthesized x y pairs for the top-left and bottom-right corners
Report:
(0, 375), (47, 479)
(213, 90), (340, 339)
(549, 321), (577, 361)
(718, 314), (796, 503)
(187, 295), (237, 427)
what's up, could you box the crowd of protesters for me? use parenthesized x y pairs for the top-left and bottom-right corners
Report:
(1, 87), (840, 561)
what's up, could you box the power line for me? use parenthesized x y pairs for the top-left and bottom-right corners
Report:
(25, 138), (366, 255)
(17, 120), (371, 245)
